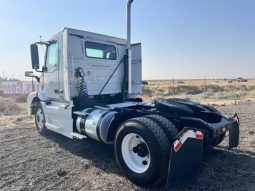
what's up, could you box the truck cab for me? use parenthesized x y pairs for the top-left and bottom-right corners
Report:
(27, 27), (142, 138)
(37, 28), (141, 103)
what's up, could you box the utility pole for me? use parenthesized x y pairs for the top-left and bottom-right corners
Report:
(203, 75), (206, 92)
(172, 75), (175, 95)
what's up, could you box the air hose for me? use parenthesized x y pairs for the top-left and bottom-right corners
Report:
(75, 67), (89, 107)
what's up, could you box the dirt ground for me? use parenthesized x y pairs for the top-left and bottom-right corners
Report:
(0, 102), (254, 191)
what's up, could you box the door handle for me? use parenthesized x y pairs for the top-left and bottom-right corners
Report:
(54, 90), (63, 93)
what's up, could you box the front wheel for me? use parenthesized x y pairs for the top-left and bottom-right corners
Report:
(34, 102), (48, 135)
(114, 117), (170, 187)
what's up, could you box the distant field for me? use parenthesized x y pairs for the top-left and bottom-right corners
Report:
(141, 79), (255, 105)
(1, 79), (255, 115)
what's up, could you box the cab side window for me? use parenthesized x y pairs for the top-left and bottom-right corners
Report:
(46, 42), (58, 70)
(85, 41), (116, 60)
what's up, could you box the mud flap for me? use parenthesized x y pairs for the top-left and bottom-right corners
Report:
(166, 129), (204, 188)
(229, 114), (240, 149)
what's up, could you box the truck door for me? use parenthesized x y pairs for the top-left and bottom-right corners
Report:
(42, 37), (73, 138)
(43, 39), (60, 100)
(83, 40), (125, 95)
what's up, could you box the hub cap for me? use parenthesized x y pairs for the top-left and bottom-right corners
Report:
(121, 133), (151, 173)
(36, 108), (44, 129)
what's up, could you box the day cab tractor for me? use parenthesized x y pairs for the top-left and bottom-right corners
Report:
(26, 0), (240, 187)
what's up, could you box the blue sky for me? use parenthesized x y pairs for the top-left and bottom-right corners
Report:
(0, 0), (254, 80)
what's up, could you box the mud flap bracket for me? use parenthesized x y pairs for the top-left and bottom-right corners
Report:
(166, 129), (204, 188)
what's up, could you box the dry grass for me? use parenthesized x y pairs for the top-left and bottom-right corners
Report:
(15, 94), (29, 103)
(0, 96), (29, 128)
(141, 79), (255, 105)
(0, 97), (22, 115)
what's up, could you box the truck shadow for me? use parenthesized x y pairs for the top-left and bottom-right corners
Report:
(44, 131), (122, 175)
(44, 131), (255, 190)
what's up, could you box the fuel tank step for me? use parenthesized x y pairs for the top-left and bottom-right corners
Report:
(71, 132), (87, 139)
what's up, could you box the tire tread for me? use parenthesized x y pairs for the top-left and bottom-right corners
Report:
(144, 115), (178, 144)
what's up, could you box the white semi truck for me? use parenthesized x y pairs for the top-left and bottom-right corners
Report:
(26, 0), (239, 187)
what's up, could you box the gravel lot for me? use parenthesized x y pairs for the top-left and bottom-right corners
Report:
(0, 102), (254, 191)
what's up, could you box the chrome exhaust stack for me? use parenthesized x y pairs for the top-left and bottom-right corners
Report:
(127, 0), (133, 95)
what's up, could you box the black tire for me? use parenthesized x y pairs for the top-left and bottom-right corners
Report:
(144, 115), (178, 144)
(114, 117), (170, 187)
(34, 102), (48, 135)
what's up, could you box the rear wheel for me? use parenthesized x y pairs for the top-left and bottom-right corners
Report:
(144, 115), (178, 144)
(114, 117), (170, 186)
(34, 102), (48, 135)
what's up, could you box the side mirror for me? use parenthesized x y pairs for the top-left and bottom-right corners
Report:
(24, 71), (40, 82)
(25, 71), (34, 77)
(30, 44), (39, 69)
